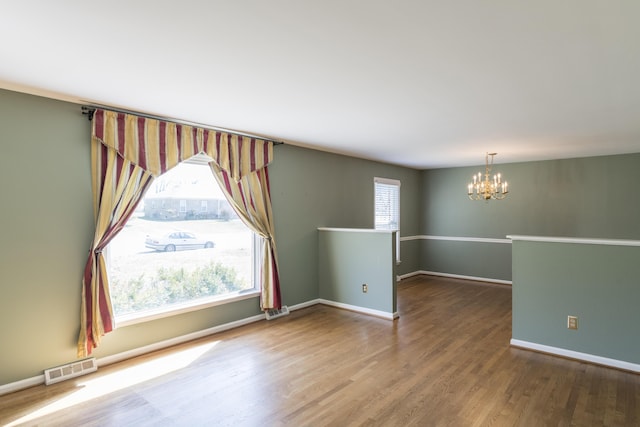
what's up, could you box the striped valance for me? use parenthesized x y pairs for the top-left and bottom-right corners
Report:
(92, 109), (273, 180)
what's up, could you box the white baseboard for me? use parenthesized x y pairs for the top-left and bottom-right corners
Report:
(398, 270), (512, 285)
(318, 299), (398, 320)
(0, 313), (266, 396)
(98, 313), (266, 367)
(0, 375), (44, 397)
(289, 299), (321, 311)
(398, 271), (424, 280)
(510, 339), (640, 373)
(296, 298), (398, 320)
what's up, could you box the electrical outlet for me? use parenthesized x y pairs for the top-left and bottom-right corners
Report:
(567, 315), (578, 330)
(362, 284), (368, 293)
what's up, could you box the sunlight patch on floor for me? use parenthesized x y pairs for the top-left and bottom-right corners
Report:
(6, 341), (218, 426)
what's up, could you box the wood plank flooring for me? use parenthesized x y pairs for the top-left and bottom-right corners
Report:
(1, 275), (639, 426)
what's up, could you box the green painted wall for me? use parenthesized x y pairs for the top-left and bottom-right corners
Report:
(421, 154), (640, 280)
(318, 229), (396, 314)
(421, 240), (512, 281)
(0, 90), (93, 386)
(269, 144), (422, 306)
(0, 89), (422, 386)
(512, 240), (640, 364)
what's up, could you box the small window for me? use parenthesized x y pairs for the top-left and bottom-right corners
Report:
(374, 177), (401, 262)
(201, 200), (208, 212)
(179, 200), (187, 213)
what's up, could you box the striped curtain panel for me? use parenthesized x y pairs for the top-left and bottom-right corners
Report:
(78, 145), (154, 357)
(210, 165), (282, 310)
(78, 109), (280, 357)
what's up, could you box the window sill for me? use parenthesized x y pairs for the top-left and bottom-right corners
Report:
(114, 289), (261, 328)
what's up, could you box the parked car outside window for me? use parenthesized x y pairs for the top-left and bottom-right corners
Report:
(145, 231), (215, 252)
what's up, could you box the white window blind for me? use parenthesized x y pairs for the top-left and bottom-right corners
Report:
(374, 177), (401, 262)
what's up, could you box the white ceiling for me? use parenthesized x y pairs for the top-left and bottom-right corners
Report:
(1, 1), (639, 169)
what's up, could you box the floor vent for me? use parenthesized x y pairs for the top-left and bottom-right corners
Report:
(44, 357), (97, 385)
(265, 305), (290, 320)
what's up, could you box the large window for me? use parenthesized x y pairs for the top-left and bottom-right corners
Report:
(374, 177), (401, 262)
(107, 156), (258, 325)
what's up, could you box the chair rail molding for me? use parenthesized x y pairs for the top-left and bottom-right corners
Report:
(401, 235), (511, 244)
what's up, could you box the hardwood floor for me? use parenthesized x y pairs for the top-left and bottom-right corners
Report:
(1, 275), (639, 426)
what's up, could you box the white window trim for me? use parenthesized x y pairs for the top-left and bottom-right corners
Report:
(374, 177), (401, 263)
(115, 288), (261, 328)
(374, 177), (401, 187)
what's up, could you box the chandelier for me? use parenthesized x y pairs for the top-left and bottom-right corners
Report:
(467, 152), (509, 200)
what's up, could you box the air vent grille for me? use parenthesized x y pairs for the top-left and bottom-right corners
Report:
(265, 305), (290, 320)
(44, 358), (97, 385)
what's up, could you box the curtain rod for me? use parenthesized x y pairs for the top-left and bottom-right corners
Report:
(81, 105), (284, 145)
